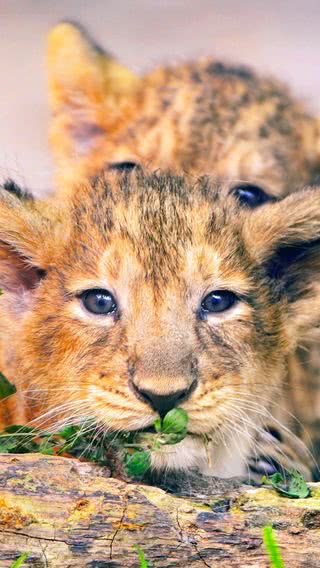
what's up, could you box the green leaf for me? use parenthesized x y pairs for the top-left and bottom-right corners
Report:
(4, 425), (34, 434)
(124, 449), (151, 478)
(285, 470), (310, 498)
(135, 545), (149, 568)
(0, 371), (16, 400)
(158, 431), (187, 445)
(0, 438), (19, 453)
(262, 472), (282, 485)
(39, 446), (54, 456)
(38, 438), (55, 455)
(154, 417), (162, 433)
(263, 526), (284, 568)
(161, 408), (188, 435)
(0, 425), (40, 454)
(263, 470), (310, 499)
(57, 424), (81, 439)
(10, 552), (29, 568)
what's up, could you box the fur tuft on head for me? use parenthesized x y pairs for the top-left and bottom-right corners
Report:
(3, 179), (33, 201)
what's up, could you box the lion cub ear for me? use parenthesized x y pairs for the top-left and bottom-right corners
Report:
(0, 185), (60, 307)
(47, 22), (141, 168)
(243, 188), (320, 341)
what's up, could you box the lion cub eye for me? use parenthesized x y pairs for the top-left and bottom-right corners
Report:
(232, 184), (272, 207)
(80, 289), (117, 315)
(108, 161), (138, 172)
(200, 290), (238, 315)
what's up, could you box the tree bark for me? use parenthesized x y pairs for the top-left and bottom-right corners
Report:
(0, 454), (320, 567)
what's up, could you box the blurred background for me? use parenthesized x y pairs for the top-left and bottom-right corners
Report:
(0, 0), (319, 196)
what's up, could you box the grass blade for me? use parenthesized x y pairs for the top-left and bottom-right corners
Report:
(10, 552), (29, 568)
(263, 526), (284, 568)
(135, 545), (149, 567)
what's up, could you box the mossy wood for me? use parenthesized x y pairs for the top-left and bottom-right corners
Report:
(0, 455), (320, 567)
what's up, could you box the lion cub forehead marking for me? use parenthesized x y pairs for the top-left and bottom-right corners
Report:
(184, 246), (252, 295)
(70, 173), (247, 287)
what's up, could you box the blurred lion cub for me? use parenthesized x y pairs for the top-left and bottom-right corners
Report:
(0, 171), (320, 480)
(47, 22), (320, 199)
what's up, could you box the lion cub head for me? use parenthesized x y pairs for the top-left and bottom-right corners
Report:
(1, 172), (320, 475)
(47, 23), (320, 198)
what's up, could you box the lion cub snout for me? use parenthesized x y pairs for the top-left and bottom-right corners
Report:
(129, 382), (196, 417)
(128, 339), (198, 416)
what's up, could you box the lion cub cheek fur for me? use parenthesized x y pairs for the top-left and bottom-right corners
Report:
(1, 174), (320, 476)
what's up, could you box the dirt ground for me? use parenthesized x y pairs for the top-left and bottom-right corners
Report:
(0, 0), (319, 196)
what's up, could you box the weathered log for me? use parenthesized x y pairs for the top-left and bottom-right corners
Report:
(0, 454), (320, 567)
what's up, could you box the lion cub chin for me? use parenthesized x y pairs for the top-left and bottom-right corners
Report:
(0, 171), (320, 480)
(150, 434), (251, 478)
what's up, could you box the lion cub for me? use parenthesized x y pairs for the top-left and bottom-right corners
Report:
(0, 171), (319, 479)
(47, 23), (320, 199)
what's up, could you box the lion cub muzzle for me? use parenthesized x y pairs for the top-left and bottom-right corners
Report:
(129, 380), (197, 417)
(127, 337), (198, 416)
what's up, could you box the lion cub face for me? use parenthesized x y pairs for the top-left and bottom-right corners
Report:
(48, 23), (320, 198)
(1, 172), (320, 474)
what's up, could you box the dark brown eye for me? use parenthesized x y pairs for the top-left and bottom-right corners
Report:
(108, 161), (138, 172)
(81, 289), (117, 315)
(232, 184), (272, 208)
(200, 290), (238, 316)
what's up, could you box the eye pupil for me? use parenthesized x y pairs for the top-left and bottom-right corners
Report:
(108, 161), (137, 172)
(200, 290), (237, 315)
(81, 289), (117, 315)
(232, 184), (271, 207)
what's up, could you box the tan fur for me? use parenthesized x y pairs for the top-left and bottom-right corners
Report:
(47, 23), (320, 199)
(0, 172), (319, 478)
(46, 23), (320, 475)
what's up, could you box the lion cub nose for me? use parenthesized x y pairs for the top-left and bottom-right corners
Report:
(133, 384), (195, 417)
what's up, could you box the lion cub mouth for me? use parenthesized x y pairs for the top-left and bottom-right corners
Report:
(137, 425), (157, 434)
(120, 408), (209, 476)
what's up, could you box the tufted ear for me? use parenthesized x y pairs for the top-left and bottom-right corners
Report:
(0, 184), (61, 309)
(243, 187), (320, 340)
(47, 22), (140, 171)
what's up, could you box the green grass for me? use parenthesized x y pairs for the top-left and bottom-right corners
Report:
(263, 526), (284, 568)
(9, 552), (29, 568)
(135, 545), (149, 567)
